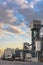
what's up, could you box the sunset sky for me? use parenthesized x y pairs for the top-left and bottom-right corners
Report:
(0, 0), (43, 50)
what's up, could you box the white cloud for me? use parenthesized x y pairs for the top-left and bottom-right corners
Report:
(0, 3), (24, 34)
(8, 24), (24, 34)
(0, 30), (10, 38)
(0, 0), (43, 36)
(6, 9), (17, 23)
(0, 7), (17, 24)
(0, 24), (24, 34)
(0, 23), (4, 29)
(2, 2), (7, 6)
(14, 0), (29, 8)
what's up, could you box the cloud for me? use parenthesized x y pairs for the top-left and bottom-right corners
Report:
(0, 23), (4, 29)
(0, 24), (24, 35)
(0, 0), (43, 36)
(15, 0), (29, 8)
(1, 0), (42, 23)
(30, 0), (41, 8)
(0, 30), (11, 39)
(4, 24), (24, 34)
(7, 0), (28, 7)
(0, 2), (24, 35)
(16, 0), (43, 25)
(6, 9), (17, 23)
(14, 0), (41, 9)
(2, 1), (7, 6)
(0, 7), (17, 24)
(0, 23), (24, 39)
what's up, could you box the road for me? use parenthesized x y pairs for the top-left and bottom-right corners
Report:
(0, 60), (43, 65)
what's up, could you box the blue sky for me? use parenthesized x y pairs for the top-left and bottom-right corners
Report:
(0, 0), (43, 49)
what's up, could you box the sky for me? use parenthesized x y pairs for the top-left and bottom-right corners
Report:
(0, 0), (43, 50)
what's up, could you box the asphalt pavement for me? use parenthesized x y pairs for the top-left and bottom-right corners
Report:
(0, 60), (43, 65)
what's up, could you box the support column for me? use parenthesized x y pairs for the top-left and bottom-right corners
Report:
(31, 29), (35, 57)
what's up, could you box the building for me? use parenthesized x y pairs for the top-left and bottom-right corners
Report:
(3, 48), (12, 60)
(41, 35), (43, 57)
(41, 35), (43, 51)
